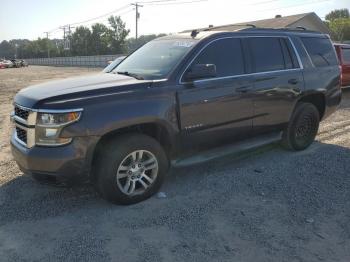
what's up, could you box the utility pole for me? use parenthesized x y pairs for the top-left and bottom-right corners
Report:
(131, 3), (143, 39)
(60, 25), (74, 52)
(44, 32), (50, 58)
(60, 25), (67, 51)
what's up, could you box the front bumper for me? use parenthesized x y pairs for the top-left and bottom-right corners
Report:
(11, 133), (99, 185)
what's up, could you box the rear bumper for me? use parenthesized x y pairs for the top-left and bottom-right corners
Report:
(11, 134), (99, 184)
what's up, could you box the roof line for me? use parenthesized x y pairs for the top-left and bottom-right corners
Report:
(284, 12), (314, 26)
(287, 12), (330, 34)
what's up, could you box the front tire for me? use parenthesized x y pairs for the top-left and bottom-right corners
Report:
(282, 102), (320, 151)
(94, 134), (168, 205)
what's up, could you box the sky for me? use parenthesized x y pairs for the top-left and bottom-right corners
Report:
(0, 0), (348, 41)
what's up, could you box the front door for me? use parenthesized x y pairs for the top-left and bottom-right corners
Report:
(177, 37), (254, 152)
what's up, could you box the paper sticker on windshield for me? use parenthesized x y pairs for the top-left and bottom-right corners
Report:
(173, 41), (195, 48)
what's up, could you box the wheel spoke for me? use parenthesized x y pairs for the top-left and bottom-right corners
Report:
(118, 165), (129, 171)
(123, 178), (131, 193)
(137, 150), (144, 161)
(131, 152), (137, 162)
(117, 171), (128, 179)
(142, 173), (154, 184)
(145, 162), (157, 171)
(142, 157), (155, 166)
(128, 180), (136, 194)
(139, 179), (149, 189)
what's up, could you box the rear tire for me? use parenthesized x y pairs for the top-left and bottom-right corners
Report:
(281, 102), (320, 151)
(94, 134), (168, 205)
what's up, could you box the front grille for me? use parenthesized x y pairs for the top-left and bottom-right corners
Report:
(16, 126), (27, 144)
(14, 106), (29, 120)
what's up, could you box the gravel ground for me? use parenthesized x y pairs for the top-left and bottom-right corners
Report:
(0, 66), (350, 262)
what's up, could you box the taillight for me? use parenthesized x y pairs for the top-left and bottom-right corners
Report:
(339, 65), (343, 87)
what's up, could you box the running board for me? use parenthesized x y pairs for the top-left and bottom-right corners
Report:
(172, 132), (282, 168)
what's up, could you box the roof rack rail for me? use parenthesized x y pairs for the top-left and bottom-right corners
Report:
(201, 23), (257, 32)
(245, 24), (257, 28)
(242, 27), (317, 33)
(224, 24), (256, 28)
(191, 30), (199, 38)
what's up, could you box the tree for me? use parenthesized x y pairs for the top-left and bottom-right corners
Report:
(325, 9), (350, 21)
(327, 18), (350, 42)
(71, 26), (92, 56)
(107, 15), (130, 53)
(0, 41), (15, 58)
(325, 8), (350, 42)
(126, 34), (167, 53)
(90, 23), (110, 55)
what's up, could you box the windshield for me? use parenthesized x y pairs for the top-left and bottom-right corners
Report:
(103, 56), (126, 73)
(113, 39), (197, 80)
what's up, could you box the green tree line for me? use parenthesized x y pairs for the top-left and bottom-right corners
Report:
(1, 9), (350, 59)
(0, 15), (165, 59)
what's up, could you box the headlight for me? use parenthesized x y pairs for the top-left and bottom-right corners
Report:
(35, 111), (82, 146)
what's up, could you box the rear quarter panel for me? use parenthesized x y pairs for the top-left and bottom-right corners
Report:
(295, 37), (341, 119)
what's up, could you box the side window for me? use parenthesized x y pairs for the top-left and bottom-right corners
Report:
(342, 48), (350, 64)
(301, 37), (338, 67)
(248, 37), (286, 72)
(280, 38), (300, 69)
(280, 39), (294, 69)
(190, 38), (245, 78)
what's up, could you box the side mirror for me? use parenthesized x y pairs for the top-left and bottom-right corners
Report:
(184, 64), (217, 81)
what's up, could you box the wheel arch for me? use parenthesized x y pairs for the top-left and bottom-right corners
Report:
(90, 121), (176, 181)
(296, 92), (326, 120)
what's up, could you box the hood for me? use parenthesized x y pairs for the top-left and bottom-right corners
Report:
(15, 73), (153, 108)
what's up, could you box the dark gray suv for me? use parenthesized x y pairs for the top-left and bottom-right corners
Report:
(11, 28), (341, 204)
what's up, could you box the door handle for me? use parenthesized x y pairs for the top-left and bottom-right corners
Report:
(235, 86), (251, 93)
(288, 79), (299, 85)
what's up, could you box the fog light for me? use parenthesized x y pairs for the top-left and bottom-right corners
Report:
(45, 128), (58, 137)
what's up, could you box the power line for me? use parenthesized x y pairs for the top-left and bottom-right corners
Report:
(138, 0), (184, 3)
(46, 4), (133, 36)
(71, 8), (134, 28)
(70, 4), (131, 26)
(248, 0), (279, 6)
(143, 0), (207, 6)
(259, 0), (331, 12)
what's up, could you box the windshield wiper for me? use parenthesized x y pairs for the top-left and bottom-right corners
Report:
(116, 71), (144, 80)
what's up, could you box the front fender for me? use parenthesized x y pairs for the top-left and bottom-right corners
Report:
(62, 89), (179, 139)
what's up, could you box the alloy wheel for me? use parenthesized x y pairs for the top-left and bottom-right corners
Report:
(116, 150), (159, 196)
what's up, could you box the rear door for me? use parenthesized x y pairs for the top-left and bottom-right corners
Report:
(341, 47), (350, 87)
(177, 37), (255, 151)
(247, 36), (304, 134)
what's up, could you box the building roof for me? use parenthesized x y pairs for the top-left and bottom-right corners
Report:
(182, 12), (329, 34)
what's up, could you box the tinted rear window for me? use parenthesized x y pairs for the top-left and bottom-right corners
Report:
(301, 37), (338, 67)
(342, 48), (350, 64)
(191, 38), (245, 77)
(248, 38), (286, 72)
